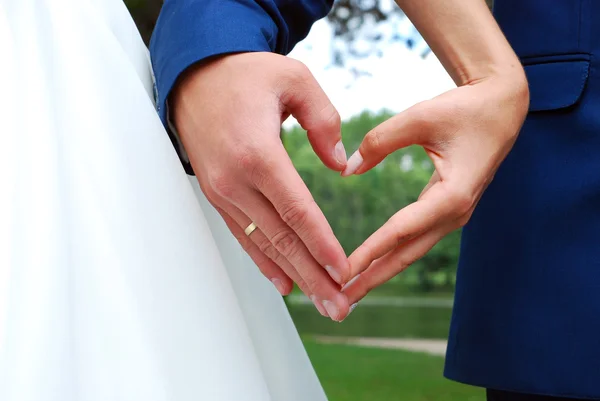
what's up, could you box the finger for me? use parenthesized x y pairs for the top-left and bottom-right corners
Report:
(252, 142), (351, 286)
(214, 207), (293, 296)
(215, 204), (303, 292)
(347, 183), (452, 278)
(218, 207), (331, 318)
(280, 62), (346, 170)
(216, 204), (312, 297)
(342, 103), (432, 176)
(198, 157), (333, 317)
(231, 188), (350, 321)
(343, 228), (449, 305)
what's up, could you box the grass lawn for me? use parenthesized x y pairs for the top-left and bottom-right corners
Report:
(304, 339), (484, 401)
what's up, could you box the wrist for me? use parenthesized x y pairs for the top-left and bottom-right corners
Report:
(171, 54), (230, 106)
(480, 66), (529, 112)
(454, 54), (525, 84)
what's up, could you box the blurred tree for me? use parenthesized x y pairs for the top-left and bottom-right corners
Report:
(327, 0), (494, 64)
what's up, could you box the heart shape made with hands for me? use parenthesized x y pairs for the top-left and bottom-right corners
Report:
(172, 52), (527, 323)
(325, 78), (527, 318)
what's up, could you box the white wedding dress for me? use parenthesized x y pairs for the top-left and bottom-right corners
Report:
(0, 1), (328, 400)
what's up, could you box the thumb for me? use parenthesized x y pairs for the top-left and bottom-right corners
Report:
(342, 102), (433, 176)
(280, 64), (346, 171)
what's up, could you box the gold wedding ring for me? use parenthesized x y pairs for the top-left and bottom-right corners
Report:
(244, 222), (258, 236)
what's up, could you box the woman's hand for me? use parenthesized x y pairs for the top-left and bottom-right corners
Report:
(341, 70), (529, 306)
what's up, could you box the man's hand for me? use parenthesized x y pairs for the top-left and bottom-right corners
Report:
(342, 71), (529, 307)
(171, 52), (350, 321)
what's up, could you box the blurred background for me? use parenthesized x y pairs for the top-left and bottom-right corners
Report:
(125, 1), (492, 400)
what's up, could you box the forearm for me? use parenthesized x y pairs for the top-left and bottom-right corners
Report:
(396, 0), (523, 86)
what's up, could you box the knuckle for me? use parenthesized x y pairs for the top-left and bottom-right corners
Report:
(302, 274), (323, 294)
(271, 253), (290, 269)
(279, 201), (310, 232)
(235, 148), (261, 172)
(287, 59), (311, 83)
(355, 242), (378, 267)
(362, 129), (383, 155)
(256, 237), (278, 259)
(388, 219), (415, 247)
(447, 188), (475, 217)
(256, 237), (290, 269)
(277, 60), (312, 105)
(235, 149), (270, 187)
(207, 171), (235, 199)
(397, 232), (416, 246)
(270, 229), (302, 258)
(319, 106), (341, 133)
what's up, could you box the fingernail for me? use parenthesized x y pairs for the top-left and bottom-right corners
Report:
(334, 141), (347, 166)
(341, 151), (363, 176)
(322, 300), (340, 321)
(325, 265), (343, 285)
(271, 278), (286, 295)
(311, 295), (329, 317)
(348, 303), (359, 315)
(341, 274), (361, 292)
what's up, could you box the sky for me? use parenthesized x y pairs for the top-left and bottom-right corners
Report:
(283, 18), (455, 128)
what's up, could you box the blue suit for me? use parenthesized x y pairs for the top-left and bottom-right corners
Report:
(151, 0), (600, 398)
(445, 1), (600, 399)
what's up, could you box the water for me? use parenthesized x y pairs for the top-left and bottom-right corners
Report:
(288, 297), (453, 339)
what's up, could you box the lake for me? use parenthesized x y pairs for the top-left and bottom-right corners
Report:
(288, 296), (454, 339)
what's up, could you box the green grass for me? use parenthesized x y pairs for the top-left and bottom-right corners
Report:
(304, 339), (484, 401)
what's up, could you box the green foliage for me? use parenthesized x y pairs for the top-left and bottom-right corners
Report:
(283, 111), (461, 293)
(304, 340), (484, 401)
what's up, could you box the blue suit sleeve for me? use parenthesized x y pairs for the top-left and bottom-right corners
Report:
(150, 0), (334, 125)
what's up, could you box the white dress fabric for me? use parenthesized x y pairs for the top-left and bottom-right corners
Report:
(0, 1), (328, 400)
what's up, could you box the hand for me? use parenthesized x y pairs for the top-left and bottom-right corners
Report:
(171, 52), (351, 321)
(341, 71), (529, 308)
